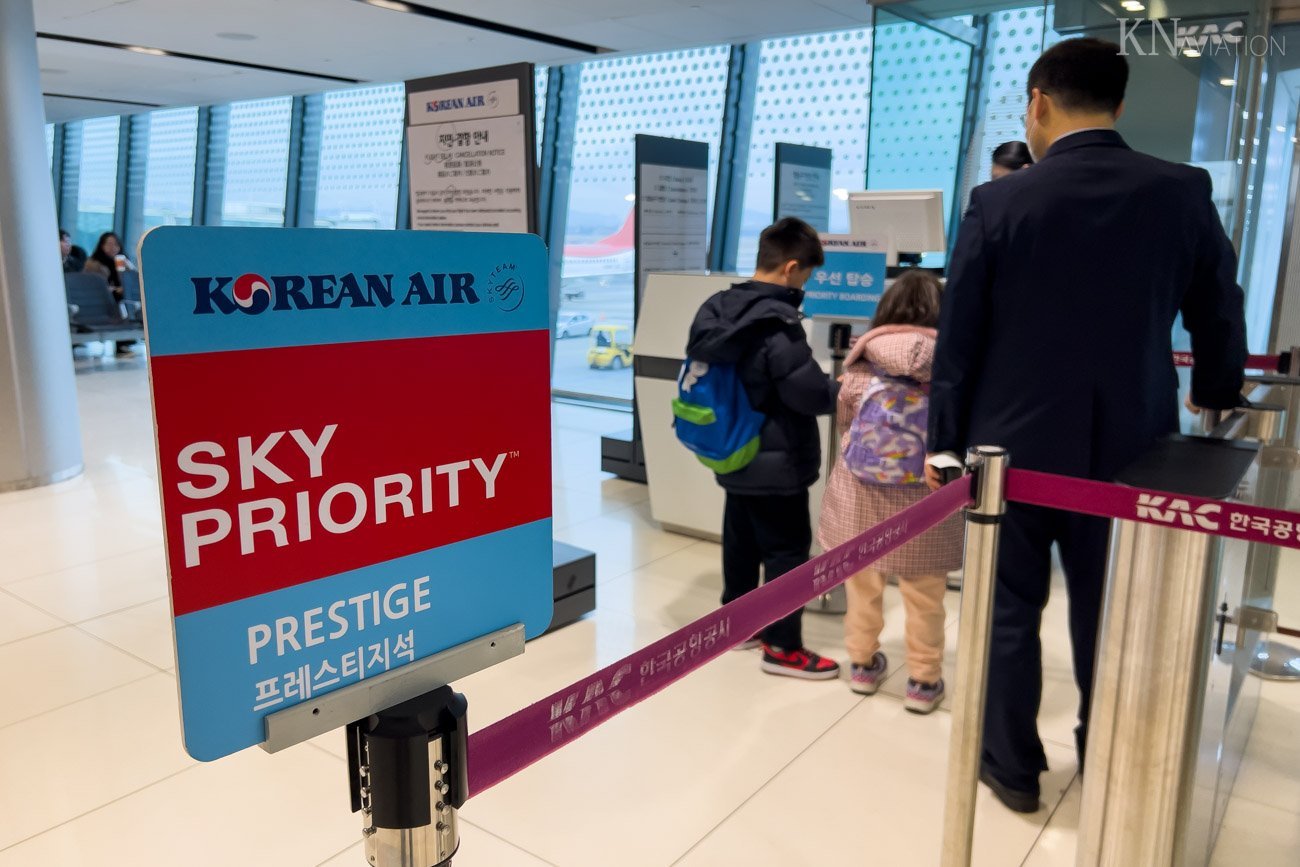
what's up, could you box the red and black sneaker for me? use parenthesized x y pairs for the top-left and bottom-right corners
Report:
(760, 645), (841, 680)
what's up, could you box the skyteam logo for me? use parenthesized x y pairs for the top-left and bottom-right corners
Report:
(192, 271), (482, 315)
(486, 264), (524, 313)
(232, 274), (272, 313)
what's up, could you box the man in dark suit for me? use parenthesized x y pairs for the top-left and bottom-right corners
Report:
(927, 37), (1247, 813)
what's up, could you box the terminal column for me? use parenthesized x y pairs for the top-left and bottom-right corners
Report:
(0, 0), (84, 490)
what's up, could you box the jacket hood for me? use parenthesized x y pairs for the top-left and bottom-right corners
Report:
(685, 280), (804, 363)
(845, 324), (937, 380)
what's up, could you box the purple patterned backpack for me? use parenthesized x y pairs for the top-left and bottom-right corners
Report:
(842, 368), (930, 486)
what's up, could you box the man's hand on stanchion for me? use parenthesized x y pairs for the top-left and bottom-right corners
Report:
(925, 452), (964, 491)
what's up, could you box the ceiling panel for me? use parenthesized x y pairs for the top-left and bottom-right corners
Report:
(38, 39), (341, 118)
(33, 0), (881, 122)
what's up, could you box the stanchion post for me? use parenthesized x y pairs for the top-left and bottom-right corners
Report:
(940, 446), (1009, 867)
(348, 686), (469, 867)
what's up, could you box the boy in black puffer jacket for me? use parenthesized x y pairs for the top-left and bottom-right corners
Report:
(685, 217), (840, 679)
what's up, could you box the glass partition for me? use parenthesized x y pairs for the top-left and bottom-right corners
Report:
(63, 116), (121, 252)
(867, 10), (974, 268)
(735, 28), (874, 272)
(218, 97), (294, 228)
(555, 46), (730, 403)
(314, 83), (405, 230)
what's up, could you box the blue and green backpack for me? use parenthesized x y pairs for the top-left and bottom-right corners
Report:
(671, 359), (766, 474)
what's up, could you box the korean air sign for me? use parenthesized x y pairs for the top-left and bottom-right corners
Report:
(408, 79), (519, 125)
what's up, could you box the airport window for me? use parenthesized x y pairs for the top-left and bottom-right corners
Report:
(736, 28), (875, 272)
(867, 14), (974, 267)
(557, 45), (731, 403)
(535, 65), (548, 163)
(220, 97), (294, 227)
(957, 6), (1060, 208)
(64, 116), (121, 252)
(45, 123), (54, 171)
(314, 82), (405, 230)
(140, 107), (199, 231)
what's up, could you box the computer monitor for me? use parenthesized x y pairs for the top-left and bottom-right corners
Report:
(847, 190), (946, 263)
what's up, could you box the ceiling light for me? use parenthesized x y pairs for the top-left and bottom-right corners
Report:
(1183, 48), (1201, 58)
(216, 32), (257, 41)
(1220, 77), (1237, 87)
(1279, 125), (1288, 133)
(1121, 0), (1144, 10)
(624, 194), (636, 202)
(127, 45), (166, 56)
(366, 0), (412, 10)
(833, 188), (850, 201)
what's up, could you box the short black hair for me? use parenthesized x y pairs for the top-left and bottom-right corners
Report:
(59, 228), (71, 240)
(1027, 37), (1128, 115)
(992, 140), (1033, 170)
(756, 217), (824, 271)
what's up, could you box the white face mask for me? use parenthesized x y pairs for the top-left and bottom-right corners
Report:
(1024, 98), (1042, 163)
(1026, 119), (1041, 163)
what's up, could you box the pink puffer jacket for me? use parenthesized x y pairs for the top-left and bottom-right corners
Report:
(844, 324), (937, 381)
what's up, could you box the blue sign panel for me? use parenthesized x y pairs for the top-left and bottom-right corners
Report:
(804, 237), (888, 320)
(139, 227), (553, 760)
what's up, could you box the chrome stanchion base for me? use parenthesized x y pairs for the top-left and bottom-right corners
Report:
(807, 584), (847, 615)
(1249, 640), (1300, 681)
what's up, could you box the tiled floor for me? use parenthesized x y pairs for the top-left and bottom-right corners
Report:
(1, 356), (1297, 865)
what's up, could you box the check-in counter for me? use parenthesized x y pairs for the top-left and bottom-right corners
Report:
(635, 272), (832, 541)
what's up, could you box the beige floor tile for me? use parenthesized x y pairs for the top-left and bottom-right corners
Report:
(79, 599), (176, 670)
(318, 821), (553, 867)
(0, 590), (64, 645)
(0, 674), (192, 850)
(1209, 796), (1300, 866)
(0, 744), (356, 867)
(4, 545), (167, 622)
(677, 697), (1077, 867)
(0, 628), (155, 728)
(1022, 777), (1081, 866)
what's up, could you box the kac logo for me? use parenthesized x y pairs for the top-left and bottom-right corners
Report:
(487, 264), (524, 313)
(1136, 494), (1222, 531)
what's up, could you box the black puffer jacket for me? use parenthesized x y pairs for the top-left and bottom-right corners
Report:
(685, 281), (839, 495)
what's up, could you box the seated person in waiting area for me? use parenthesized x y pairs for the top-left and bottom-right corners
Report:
(84, 231), (139, 358)
(83, 231), (135, 296)
(679, 217), (840, 680)
(60, 229), (87, 273)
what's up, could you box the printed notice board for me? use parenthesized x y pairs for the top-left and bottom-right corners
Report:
(773, 143), (832, 232)
(406, 63), (536, 234)
(138, 227), (553, 761)
(804, 234), (889, 320)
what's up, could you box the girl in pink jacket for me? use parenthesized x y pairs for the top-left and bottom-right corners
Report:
(818, 271), (963, 713)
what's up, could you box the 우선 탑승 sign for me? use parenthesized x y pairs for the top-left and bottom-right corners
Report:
(804, 234), (888, 320)
(139, 227), (553, 761)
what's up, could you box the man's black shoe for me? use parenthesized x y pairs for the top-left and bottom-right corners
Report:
(979, 765), (1040, 814)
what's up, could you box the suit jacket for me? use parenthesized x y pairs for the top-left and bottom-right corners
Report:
(929, 129), (1247, 480)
